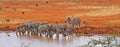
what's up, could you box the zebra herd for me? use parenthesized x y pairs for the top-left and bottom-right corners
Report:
(16, 17), (88, 38)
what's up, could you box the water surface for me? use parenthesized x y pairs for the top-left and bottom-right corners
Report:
(0, 31), (120, 47)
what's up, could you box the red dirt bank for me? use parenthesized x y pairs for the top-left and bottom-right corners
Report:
(0, 0), (120, 34)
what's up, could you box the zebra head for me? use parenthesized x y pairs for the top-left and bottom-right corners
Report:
(65, 17), (71, 23)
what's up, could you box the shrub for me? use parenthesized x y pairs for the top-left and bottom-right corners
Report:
(78, 35), (120, 47)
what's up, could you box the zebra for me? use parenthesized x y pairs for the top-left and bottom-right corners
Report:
(16, 21), (40, 35)
(65, 24), (74, 38)
(37, 22), (52, 37)
(22, 21), (39, 35)
(16, 25), (26, 35)
(51, 24), (67, 38)
(83, 20), (88, 27)
(65, 17), (81, 29)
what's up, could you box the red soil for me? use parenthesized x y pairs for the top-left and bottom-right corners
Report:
(0, 0), (120, 34)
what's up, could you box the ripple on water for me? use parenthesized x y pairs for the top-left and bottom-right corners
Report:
(0, 31), (120, 47)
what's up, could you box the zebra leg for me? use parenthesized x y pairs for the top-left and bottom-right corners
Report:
(31, 32), (34, 35)
(39, 33), (42, 36)
(49, 33), (53, 37)
(49, 34), (53, 37)
(78, 23), (81, 29)
(22, 32), (25, 35)
(16, 31), (18, 35)
(56, 32), (59, 38)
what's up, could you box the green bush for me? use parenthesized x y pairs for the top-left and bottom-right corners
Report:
(20, 43), (30, 47)
(78, 35), (120, 47)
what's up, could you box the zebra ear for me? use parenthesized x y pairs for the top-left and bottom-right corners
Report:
(66, 17), (71, 21)
(66, 17), (70, 19)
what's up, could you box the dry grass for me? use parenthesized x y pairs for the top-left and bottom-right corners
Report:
(16, 8), (33, 11)
(56, 2), (78, 5)
(70, 6), (120, 16)
(0, 16), (26, 24)
(0, 0), (120, 28)
(108, 20), (120, 24)
(67, 6), (112, 9)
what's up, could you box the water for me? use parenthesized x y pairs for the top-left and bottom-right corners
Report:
(0, 31), (120, 47)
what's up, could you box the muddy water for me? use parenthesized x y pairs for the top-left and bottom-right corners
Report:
(0, 31), (120, 47)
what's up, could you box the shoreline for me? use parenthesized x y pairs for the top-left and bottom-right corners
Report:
(0, 25), (119, 35)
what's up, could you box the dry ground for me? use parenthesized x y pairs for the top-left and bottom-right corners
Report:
(0, 0), (120, 33)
